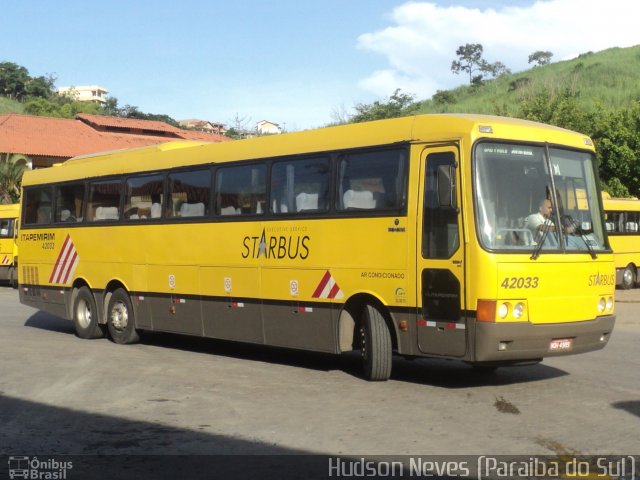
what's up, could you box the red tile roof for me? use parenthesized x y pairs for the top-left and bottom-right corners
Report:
(76, 113), (182, 134)
(0, 113), (230, 159)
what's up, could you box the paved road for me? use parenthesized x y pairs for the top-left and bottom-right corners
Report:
(0, 285), (638, 459)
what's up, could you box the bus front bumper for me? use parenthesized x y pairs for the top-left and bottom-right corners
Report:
(473, 315), (616, 363)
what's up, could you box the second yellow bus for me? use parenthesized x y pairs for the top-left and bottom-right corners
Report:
(603, 193), (640, 289)
(0, 203), (19, 286)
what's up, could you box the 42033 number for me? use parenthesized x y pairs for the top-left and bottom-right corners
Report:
(500, 276), (539, 289)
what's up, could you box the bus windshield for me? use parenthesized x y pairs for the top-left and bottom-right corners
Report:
(474, 142), (606, 253)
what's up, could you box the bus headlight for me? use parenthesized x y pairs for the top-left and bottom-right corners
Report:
(598, 298), (606, 313)
(497, 303), (509, 319)
(606, 297), (614, 311)
(513, 302), (525, 319)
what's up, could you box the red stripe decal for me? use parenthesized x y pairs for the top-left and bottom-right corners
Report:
(54, 239), (74, 284)
(49, 235), (71, 283)
(59, 250), (78, 284)
(312, 270), (331, 298)
(328, 283), (341, 299)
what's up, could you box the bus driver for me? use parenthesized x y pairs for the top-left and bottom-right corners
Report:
(526, 198), (575, 242)
(526, 198), (554, 240)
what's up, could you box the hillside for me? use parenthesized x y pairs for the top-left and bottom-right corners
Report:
(0, 96), (24, 114)
(417, 45), (640, 116)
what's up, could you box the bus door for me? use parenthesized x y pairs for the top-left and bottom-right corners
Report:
(416, 145), (467, 357)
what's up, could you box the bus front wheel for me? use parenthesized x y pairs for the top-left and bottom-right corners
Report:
(359, 305), (392, 381)
(621, 264), (636, 290)
(107, 288), (140, 345)
(73, 286), (105, 339)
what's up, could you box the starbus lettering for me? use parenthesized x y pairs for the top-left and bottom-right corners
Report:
(588, 273), (615, 287)
(242, 229), (310, 260)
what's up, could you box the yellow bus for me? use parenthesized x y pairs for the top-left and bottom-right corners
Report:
(602, 193), (640, 289)
(0, 203), (19, 286)
(18, 114), (616, 380)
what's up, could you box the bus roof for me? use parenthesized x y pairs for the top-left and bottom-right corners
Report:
(21, 114), (595, 186)
(602, 195), (640, 211)
(0, 203), (20, 217)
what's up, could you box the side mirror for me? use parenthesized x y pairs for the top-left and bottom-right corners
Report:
(437, 165), (457, 208)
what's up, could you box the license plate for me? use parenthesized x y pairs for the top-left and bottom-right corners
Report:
(550, 338), (573, 351)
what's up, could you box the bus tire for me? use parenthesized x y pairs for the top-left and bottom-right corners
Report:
(8, 266), (17, 289)
(107, 288), (140, 345)
(359, 304), (392, 381)
(621, 264), (636, 290)
(73, 286), (105, 339)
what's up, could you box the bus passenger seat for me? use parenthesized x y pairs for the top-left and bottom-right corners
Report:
(221, 206), (240, 215)
(95, 206), (119, 220)
(151, 202), (162, 218)
(343, 189), (375, 209)
(180, 202), (205, 217)
(296, 192), (318, 211)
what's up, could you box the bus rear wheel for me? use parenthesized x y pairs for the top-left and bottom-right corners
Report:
(621, 264), (636, 290)
(8, 265), (17, 289)
(359, 305), (392, 381)
(107, 288), (140, 345)
(73, 286), (105, 339)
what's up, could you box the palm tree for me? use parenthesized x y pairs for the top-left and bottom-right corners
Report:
(0, 156), (26, 204)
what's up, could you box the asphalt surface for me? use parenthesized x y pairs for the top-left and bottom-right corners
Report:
(0, 285), (638, 478)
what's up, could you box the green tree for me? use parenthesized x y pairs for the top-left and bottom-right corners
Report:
(451, 44), (486, 84)
(517, 86), (587, 132)
(0, 62), (30, 100)
(23, 97), (64, 117)
(351, 89), (418, 123)
(528, 51), (553, 66)
(25, 74), (56, 98)
(483, 61), (511, 78)
(589, 101), (640, 197)
(0, 156), (26, 204)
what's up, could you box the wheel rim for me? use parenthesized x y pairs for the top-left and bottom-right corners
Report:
(623, 268), (634, 286)
(76, 299), (92, 329)
(110, 301), (129, 331)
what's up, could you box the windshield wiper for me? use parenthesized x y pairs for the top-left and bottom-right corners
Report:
(563, 215), (597, 259)
(530, 220), (553, 260)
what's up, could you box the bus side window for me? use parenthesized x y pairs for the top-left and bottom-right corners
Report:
(271, 157), (330, 214)
(124, 174), (164, 221)
(88, 180), (123, 222)
(167, 169), (211, 218)
(215, 164), (266, 216)
(23, 187), (53, 225)
(337, 149), (407, 212)
(54, 183), (85, 223)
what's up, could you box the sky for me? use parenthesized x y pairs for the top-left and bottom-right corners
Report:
(2, 0), (640, 131)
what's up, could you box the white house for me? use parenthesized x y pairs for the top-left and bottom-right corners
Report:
(57, 85), (109, 104)
(179, 119), (227, 135)
(256, 120), (282, 135)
